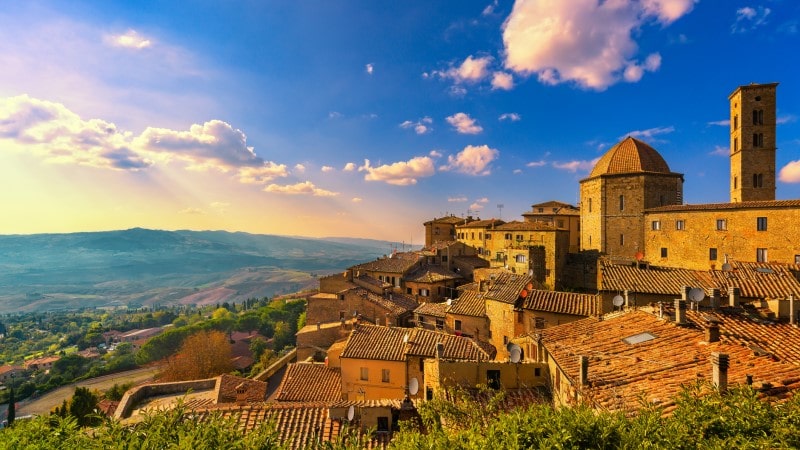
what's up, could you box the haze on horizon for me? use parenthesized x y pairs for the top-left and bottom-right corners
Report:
(1, 1), (799, 242)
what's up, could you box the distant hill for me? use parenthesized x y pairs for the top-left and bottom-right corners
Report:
(0, 228), (395, 314)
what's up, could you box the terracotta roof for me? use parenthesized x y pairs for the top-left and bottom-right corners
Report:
(404, 265), (462, 283)
(456, 219), (505, 229)
(448, 290), (486, 317)
(452, 255), (489, 269)
(329, 399), (402, 408)
(588, 137), (673, 178)
(424, 215), (470, 225)
(341, 324), (489, 362)
(275, 363), (341, 402)
(351, 253), (421, 274)
(646, 199), (800, 212)
(193, 403), (339, 449)
(600, 259), (800, 300)
(599, 259), (707, 296)
(414, 302), (448, 318)
(354, 274), (392, 289)
(684, 307), (800, 365)
(0, 365), (24, 376)
(217, 374), (268, 403)
(424, 240), (459, 251)
(530, 200), (579, 209)
(484, 272), (533, 304)
(494, 220), (558, 231)
(24, 356), (60, 368)
(522, 290), (602, 317)
(540, 310), (800, 415)
(359, 289), (417, 316)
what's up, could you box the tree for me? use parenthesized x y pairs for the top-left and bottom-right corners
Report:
(160, 330), (233, 381)
(6, 387), (14, 426)
(249, 336), (268, 361)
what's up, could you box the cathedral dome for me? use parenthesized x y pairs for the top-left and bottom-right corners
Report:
(588, 137), (671, 178)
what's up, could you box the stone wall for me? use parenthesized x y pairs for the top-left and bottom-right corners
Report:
(114, 378), (218, 419)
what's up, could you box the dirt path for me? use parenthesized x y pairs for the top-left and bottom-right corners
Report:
(17, 366), (161, 417)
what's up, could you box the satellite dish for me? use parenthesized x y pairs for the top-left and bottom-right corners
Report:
(408, 377), (419, 395)
(528, 269), (534, 276)
(689, 287), (705, 303)
(721, 262), (733, 272)
(509, 344), (522, 363)
(446, 298), (452, 306)
(612, 295), (624, 308)
(347, 405), (355, 421)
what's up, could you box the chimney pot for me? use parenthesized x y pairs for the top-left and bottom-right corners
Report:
(578, 355), (589, 387)
(711, 288), (721, 310)
(706, 324), (720, 343)
(681, 286), (691, 301)
(790, 295), (796, 325)
(711, 352), (729, 393)
(728, 287), (740, 307)
(674, 299), (687, 325)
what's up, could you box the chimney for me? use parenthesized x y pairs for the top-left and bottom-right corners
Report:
(711, 352), (729, 393)
(728, 287), (740, 307)
(674, 299), (687, 325)
(235, 382), (248, 405)
(578, 355), (589, 387)
(681, 285), (691, 300)
(386, 313), (391, 327)
(711, 288), (721, 310)
(436, 342), (444, 359)
(706, 323), (720, 343)
(790, 294), (796, 326)
(479, 280), (488, 292)
(624, 290), (630, 309)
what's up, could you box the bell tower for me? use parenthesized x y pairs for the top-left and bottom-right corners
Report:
(729, 83), (778, 203)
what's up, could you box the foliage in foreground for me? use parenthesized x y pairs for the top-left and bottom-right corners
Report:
(2, 384), (800, 449)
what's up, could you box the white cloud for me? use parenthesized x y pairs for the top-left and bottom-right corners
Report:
(621, 126), (675, 141)
(440, 145), (499, 176)
(429, 55), (493, 88)
(491, 72), (514, 90)
(499, 113), (521, 122)
(708, 119), (730, 127)
(779, 161), (800, 183)
(294, 163), (306, 173)
(709, 146), (729, 156)
(365, 63), (374, 75)
(733, 6), (771, 33)
(446, 112), (483, 134)
(321, 165), (334, 173)
(483, 0), (499, 15)
(526, 160), (547, 167)
(328, 111), (342, 119)
(449, 85), (468, 96)
(237, 163), (290, 184)
(264, 181), (338, 196)
(778, 115), (797, 125)
(470, 202), (485, 210)
(429, 150), (443, 158)
(400, 117), (433, 135)
(513, 169), (523, 174)
(0, 94), (151, 171)
(359, 156), (436, 186)
(178, 207), (205, 215)
(448, 196), (468, 202)
(352, 197), (363, 203)
(476, 197), (489, 204)
(553, 157), (601, 173)
(343, 162), (356, 171)
(502, 0), (695, 90)
(104, 29), (153, 50)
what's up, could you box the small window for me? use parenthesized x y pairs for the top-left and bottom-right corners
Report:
(534, 367), (541, 377)
(753, 133), (764, 147)
(487, 370), (501, 390)
(406, 288), (412, 294)
(381, 369), (390, 383)
(377, 417), (389, 432)
(661, 248), (668, 258)
(620, 234), (625, 246)
(753, 173), (764, 188)
(734, 115), (738, 130)
(504, 233), (512, 240)
(757, 248), (768, 263)
(516, 234), (524, 241)
(716, 219), (727, 231)
(419, 289), (429, 297)
(651, 220), (661, 231)
(486, 234), (492, 240)
(471, 232), (475, 240)
(360, 367), (369, 381)
(734, 138), (738, 152)
(676, 220), (685, 230)
(515, 254), (526, 263)
(442, 255), (448, 262)
(454, 319), (462, 331)
(757, 217), (767, 231)
(734, 176), (738, 189)
(619, 195), (625, 211)
(557, 219), (565, 228)
(709, 248), (718, 261)
(435, 319), (444, 330)
(478, 232), (482, 240)
(538, 208), (544, 213)
(588, 198), (592, 213)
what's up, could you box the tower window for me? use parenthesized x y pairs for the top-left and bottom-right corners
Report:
(753, 173), (764, 187)
(651, 220), (661, 230)
(709, 248), (718, 261)
(733, 115), (738, 130)
(734, 176), (738, 189)
(752, 109), (763, 125)
(734, 138), (738, 152)
(661, 248), (668, 258)
(757, 217), (767, 231)
(753, 133), (764, 147)
(757, 248), (768, 263)
(619, 195), (625, 211)
(588, 198), (592, 213)
(620, 234), (624, 246)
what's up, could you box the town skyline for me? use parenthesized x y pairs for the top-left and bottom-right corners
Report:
(1, 1), (799, 242)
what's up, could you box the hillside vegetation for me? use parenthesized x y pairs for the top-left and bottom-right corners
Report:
(0, 228), (397, 313)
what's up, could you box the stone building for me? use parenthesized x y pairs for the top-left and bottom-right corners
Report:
(423, 215), (472, 246)
(579, 136), (684, 258)
(522, 200), (581, 253)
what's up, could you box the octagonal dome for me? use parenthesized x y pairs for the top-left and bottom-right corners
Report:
(589, 137), (671, 178)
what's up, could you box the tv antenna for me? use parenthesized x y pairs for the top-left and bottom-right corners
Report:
(497, 204), (504, 220)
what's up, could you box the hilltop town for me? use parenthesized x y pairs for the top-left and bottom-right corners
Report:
(4, 82), (800, 446)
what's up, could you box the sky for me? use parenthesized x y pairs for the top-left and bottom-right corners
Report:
(1, 0), (799, 242)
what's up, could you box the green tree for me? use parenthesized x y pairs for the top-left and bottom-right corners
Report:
(248, 336), (268, 361)
(6, 387), (14, 426)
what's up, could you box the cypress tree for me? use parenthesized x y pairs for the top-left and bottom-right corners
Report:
(7, 387), (15, 426)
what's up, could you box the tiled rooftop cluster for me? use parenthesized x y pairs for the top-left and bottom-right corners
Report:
(275, 363), (342, 402)
(340, 323), (489, 361)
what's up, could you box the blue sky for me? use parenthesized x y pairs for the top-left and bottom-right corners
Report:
(1, 0), (799, 242)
